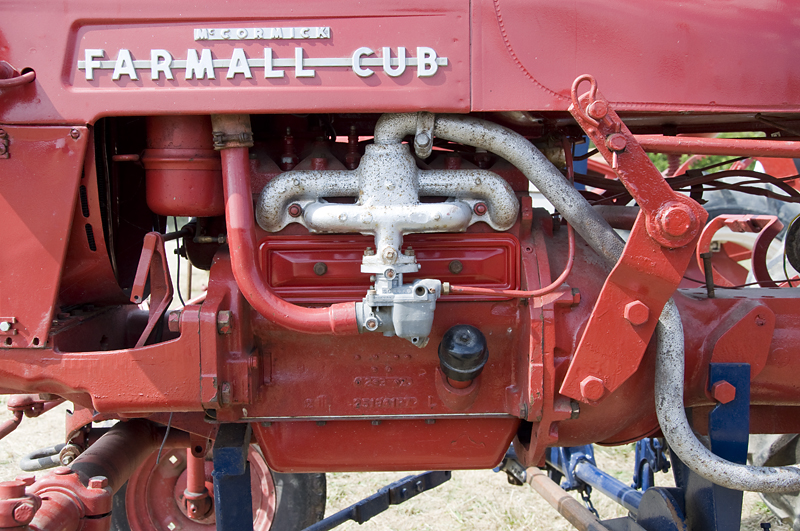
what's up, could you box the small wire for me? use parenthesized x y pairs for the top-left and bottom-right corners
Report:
(155, 412), (173, 465)
(782, 252), (795, 288)
(573, 148), (598, 161)
(682, 276), (769, 289)
(173, 217), (186, 306)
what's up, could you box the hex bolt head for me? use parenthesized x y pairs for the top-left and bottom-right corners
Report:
(167, 311), (181, 333)
(605, 133), (627, 152)
(711, 380), (736, 404)
(415, 132), (431, 148)
(383, 247), (397, 262)
(216, 310), (232, 335)
(88, 476), (109, 489)
(657, 204), (694, 238)
(587, 100), (609, 120)
(473, 202), (488, 216)
(287, 203), (303, 218)
(624, 300), (650, 326)
(579, 376), (605, 402)
(70, 128), (80, 140)
(13, 502), (35, 524)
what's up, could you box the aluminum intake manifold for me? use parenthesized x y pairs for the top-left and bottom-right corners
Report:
(255, 113), (519, 347)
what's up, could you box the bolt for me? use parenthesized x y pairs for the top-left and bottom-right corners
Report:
(448, 260), (464, 274)
(415, 132), (431, 148)
(13, 503), (35, 524)
(365, 318), (378, 331)
(70, 128), (80, 140)
(587, 100), (609, 120)
(362, 212), (373, 224)
(473, 202), (488, 216)
(88, 476), (108, 489)
(579, 376), (605, 402)
(338, 212), (348, 222)
(217, 310), (232, 335)
(288, 203), (303, 217)
(711, 380), (736, 404)
(364, 247), (375, 256)
(0, 322), (10, 332)
(313, 262), (327, 276)
(53, 466), (73, 476)
(383, 247), (397, 262)
(433, 212), (441, 221)
(404, 247), (415, 257)
(168, 311), (181, 333)
(623, 300), (650, 326)
(385, 269), (396, 279)
(605, 133), (627, 152)
(755, 314), (767, 326)
(658, 204), (694, 238)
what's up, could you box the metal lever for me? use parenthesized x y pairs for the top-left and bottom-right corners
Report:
(303, 471), (451, 531)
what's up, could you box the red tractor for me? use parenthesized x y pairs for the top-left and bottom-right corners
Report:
(2, 1), (800, 529)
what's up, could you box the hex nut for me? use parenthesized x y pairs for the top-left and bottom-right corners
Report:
(13, 502), (35, 524)
(579, 376), (605, 402)
(88, 476), (109, 489)
(711, 380), (736, 404)
(624, 300), (650, 326)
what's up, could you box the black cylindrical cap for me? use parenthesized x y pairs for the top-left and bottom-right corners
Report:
(438, 325), (488, 382)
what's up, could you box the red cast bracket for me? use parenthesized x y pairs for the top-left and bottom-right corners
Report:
(559, 74), (708, 404)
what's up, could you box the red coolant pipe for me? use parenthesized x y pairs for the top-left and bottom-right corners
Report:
(220, 144), (358, 335)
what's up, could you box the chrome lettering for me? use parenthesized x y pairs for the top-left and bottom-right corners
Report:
(83, 49), (104, 80)
(226, 48), (252, 79)
(184, 49), (215, 80)
(111, 49), (137, 80)
(150, 49), (173, 80)
(352, 47), (374, 78)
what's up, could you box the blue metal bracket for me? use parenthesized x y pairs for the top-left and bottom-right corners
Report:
(632, 438), (670, 491)
(671, 362), (750, 531)
(212, 423), (254, 531)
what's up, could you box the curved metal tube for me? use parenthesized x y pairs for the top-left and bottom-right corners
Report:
(0, 69), (35, 89)
(655, 299), (800, 493)
(374, 113), (626, 264)
(418, 170), (518, 230)
(256, 168), (517, 233)
(255, 171), (359, 232)
(221, 147), (358, 335)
